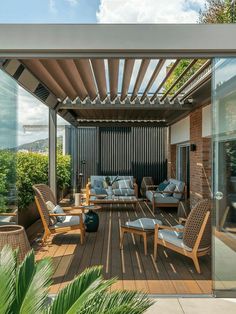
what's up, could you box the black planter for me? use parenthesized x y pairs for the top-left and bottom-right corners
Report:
(84, 210), (99, 232)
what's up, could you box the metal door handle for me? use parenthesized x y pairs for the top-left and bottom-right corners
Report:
(215, 191), (224, 200)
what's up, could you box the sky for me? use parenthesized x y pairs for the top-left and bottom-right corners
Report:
(0, 0), (207, 147)
(0, 0), (206, 24)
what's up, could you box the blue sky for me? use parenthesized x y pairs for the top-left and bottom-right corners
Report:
(0, 0), (205, 24)
(0, 0), (207, 147)
(0, 0), (100, 23)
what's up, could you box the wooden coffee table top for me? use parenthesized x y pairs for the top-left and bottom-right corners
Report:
(90, 196), (138, 204)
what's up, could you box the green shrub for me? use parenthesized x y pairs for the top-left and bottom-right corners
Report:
(0, 151), (71, 212)
(0, 150), (16, 212)
(16, 152), (71, 211)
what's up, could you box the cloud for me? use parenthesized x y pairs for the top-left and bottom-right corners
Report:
(48, 0), (57, 13)
(96, 0), (205, 23)
(65, 0), (80, 6)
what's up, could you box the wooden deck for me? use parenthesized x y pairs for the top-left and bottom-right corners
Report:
(34, 201), (212, 295)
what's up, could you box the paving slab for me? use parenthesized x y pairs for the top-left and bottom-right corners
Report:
(146, 298), (184, 314)
(179, 298), (236, 314)
(146, 298), (236, 314)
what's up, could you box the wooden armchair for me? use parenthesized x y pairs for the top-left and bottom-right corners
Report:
(154, 199), (211, 273)
(33, 184), (85, 244)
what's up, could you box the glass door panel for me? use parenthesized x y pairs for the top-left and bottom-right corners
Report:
(212, 58), (236, 295)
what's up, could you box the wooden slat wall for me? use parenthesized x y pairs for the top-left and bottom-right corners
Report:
(76, 126), (167, 187)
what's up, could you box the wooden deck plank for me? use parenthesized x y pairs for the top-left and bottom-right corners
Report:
(34, 200), (212, 295)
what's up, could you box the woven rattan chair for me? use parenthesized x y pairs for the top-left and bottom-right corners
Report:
(33, 184), (85, 245)
(154, 199), (211, 273)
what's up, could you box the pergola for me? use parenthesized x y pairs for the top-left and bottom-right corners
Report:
(0, 24), (236, 195)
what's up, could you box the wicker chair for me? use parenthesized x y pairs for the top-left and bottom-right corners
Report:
(154, 199), (211, 273)
(33, 184), (85, 245)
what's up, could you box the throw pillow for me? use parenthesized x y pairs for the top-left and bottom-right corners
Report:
(118, 179), (132, 189)
(173, 224), (185, 239)
(94, 180), (103, 189)
(53, 205), (66, 223)
(163, 182), (176, 196)
(46, 201), (57, 225)
(158, 181), (169, 191)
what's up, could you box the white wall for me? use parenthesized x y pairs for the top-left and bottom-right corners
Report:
(202, 104), (212, 137)
(170, 116), (190, 144)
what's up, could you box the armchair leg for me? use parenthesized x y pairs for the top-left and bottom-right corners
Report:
(42, 230), (50, 245)
(154, 240), (158, 261)
(80, 229), (85, 245)
(152, 201), (155, 214)
(143, 233), (147, 255)
(192, 255), (201, 274)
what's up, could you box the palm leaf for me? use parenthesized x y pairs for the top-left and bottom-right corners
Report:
(0, 245), (17, 314)
(18, 257), (52, 314)
(79, 290), (153, 314)
(12, 250), (36, 312)
(49, 266), (115, 314)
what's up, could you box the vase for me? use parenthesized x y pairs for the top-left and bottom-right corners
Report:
(107, 186), (113, 198)
(0, 225), (31, 261)
(84, 210), (99, 232)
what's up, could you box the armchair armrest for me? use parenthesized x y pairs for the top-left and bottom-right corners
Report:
(0, 212), (17, 216)
(146, 185), (159, 191)
(49, 212), (83, 217)
(155, 224), (185, 232)
(61, 206), (85, 213)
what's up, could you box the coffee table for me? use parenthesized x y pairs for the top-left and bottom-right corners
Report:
(89, 195), (138, 210)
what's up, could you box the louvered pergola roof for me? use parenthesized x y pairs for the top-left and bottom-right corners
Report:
(0, 24), (236, 127)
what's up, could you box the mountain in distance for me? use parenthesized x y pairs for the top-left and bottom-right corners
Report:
(17, 136), (63, 153)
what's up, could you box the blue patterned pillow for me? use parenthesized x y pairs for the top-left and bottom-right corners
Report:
(158, 181), (169, 191)
(53, 205), (66, 223)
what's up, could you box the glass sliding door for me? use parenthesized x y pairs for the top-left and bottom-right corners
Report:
(212, 58), (236, 296)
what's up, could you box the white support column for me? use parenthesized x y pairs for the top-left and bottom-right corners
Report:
(49, 108), (57, 199)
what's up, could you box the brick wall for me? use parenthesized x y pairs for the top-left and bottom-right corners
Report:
(168, 106), (212, 206)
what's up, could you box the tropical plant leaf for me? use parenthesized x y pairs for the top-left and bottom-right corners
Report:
(79, 290), (154, 314)
(18, 257), (52, 314)
(12, 250), (36, 312)
(0, 245), (17, 314)
(49, 266), (115, 314)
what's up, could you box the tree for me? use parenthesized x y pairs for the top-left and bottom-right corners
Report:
(199, 0), (236, 23)
(0, 246), (153, 314)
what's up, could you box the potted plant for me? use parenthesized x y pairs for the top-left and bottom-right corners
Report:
(105, 175), (119, 197)
(0, 246), (153, 313)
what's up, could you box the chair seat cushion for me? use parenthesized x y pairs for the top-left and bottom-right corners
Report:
(113, 188), (135, 196)
(158, 227), (192, 251)
(126, 218), (162, 230)
(54, 214), (85, 229)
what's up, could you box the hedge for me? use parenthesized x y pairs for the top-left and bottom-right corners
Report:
(0, 151), (71, 212)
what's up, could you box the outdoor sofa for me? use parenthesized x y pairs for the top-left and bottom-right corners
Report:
(146, 178), (186, 212)
(86, 175), (138, 203)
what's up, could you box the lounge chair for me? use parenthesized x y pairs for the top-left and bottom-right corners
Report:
(33, 184), (85, 244)
(154, 199), (211, 273)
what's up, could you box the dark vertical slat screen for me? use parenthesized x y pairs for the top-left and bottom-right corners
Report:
(77, 126), (167, 188)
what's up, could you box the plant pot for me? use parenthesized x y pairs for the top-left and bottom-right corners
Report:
(0, 225), (31, 261)
(84, 210), (99, 232)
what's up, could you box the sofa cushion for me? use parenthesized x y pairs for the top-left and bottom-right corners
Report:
(163, 182), (176, 196)
(90, 176), (106, 188)
(126, 218), (162, 230)
(113, 188), (135, 196)
(118, 179), (132, 189)
(173, 181), (185, 199)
